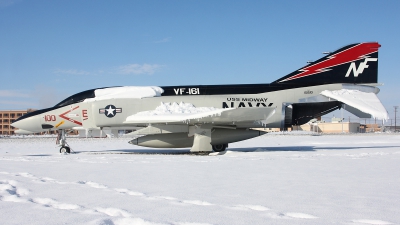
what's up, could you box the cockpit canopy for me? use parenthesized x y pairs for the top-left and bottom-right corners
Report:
(54, 88), (97, 108)
(55, 86), (165, 107)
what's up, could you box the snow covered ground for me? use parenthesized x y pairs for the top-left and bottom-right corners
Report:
(1, 133), (400, 225)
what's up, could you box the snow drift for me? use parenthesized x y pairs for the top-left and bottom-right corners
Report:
(125, 102), (231, 123)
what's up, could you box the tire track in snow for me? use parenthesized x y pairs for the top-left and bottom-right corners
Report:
(181, 200), (213, 206)
(91, 217), (170, 225)
(0, 177), (171, 225)
(94, 207), (132, 217)
(0, 179), (81, 211)
(32, 197), (81, 210)
(0, 172), (215, 225)
(230, 204), (270, 211)
(284, 212), (318, 219)
(114, 188), (145, 196)
(78, 181), (108, 189)
(109, 183), (320, 222)
(228, 205), (319, 220)
(351, 219), (393, 225)
(16, 172), (71, 184)
(3, 171), (244, 210)
(2, 171), (322, 222)
(0, 179), (30, 203)
(114, 187), (214, 206)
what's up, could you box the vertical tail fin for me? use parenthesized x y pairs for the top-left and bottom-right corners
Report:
(272, 42), (380, 85)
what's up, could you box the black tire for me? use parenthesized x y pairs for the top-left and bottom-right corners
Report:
(212, 144), (227, 152)
(60, 147), (71, 153)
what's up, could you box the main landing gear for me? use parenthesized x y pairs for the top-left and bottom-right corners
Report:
(57, 129), (71, 153)
(212, 144), (228, 152)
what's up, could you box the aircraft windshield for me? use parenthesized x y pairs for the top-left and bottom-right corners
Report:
(54, 89), (96, 108)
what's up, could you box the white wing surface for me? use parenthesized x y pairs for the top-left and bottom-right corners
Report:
(124, 102), (275, 125)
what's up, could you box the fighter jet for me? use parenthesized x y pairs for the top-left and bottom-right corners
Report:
(12, 42), (388, 153)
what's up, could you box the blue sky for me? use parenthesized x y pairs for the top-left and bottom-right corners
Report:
(1, 0), (399, 118)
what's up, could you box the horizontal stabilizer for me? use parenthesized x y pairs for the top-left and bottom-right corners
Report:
(320, 89), (389, 121)
(343, 104), (372, 119)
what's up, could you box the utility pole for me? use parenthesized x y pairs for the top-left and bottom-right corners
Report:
(395, 106), (399, 132)
(365, 119), (367, 133)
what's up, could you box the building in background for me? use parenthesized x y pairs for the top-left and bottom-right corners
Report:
(294, 122), (363, 133)
(0, 109), (35, 135)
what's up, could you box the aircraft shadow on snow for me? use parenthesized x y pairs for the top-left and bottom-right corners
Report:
(71, 145), (400, 155)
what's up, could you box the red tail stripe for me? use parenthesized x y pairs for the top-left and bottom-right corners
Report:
(280, 42), (380, 82)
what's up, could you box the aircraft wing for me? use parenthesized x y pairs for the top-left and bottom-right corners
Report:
(124, 107), (276, 125)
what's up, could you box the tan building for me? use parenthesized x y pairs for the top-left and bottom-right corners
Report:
(0, 109), (35, 135)
(295, 122), (362, 133)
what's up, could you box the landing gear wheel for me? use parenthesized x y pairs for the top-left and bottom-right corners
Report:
(60, 146), (70, 154)
(212, 144), (228, 152)
(57, 129), (71, 154)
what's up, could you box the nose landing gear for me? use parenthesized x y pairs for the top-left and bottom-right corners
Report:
(57, 129), (71, 153)
(60, 146), (71, 153)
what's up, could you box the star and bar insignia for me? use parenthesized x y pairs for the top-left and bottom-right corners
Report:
(99, 105), (122, 118)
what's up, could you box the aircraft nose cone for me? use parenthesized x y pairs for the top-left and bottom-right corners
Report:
(11, 116), (43, 132)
